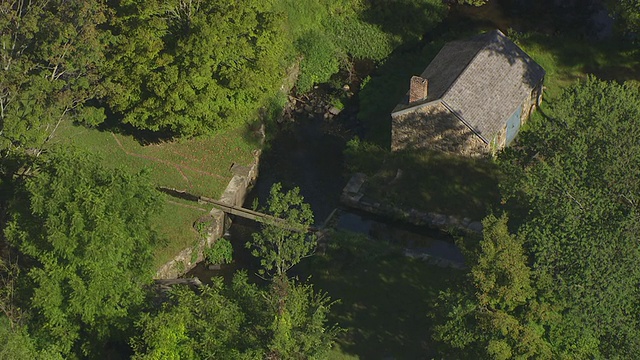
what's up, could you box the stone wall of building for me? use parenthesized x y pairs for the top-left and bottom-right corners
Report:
(391, 102), (488, 156)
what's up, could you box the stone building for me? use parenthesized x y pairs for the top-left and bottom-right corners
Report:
(391, 30), (545, 156)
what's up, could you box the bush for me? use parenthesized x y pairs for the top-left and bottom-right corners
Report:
(204, 238), (234, 265)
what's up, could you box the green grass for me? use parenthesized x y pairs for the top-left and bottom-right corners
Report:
(346, 139), (501, 220)
(51, 121), (261, 267)
(296, 231), (463, 359)
(150, 195), (210, 269)
(367, 151), (501, 220)
(515, 32), (640, 100)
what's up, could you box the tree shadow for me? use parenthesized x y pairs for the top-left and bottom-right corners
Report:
(372, 149), (501, 220)
(296, 231), (465, 359)
(95, 105), (175, 146)
(361, 0), (448, 45)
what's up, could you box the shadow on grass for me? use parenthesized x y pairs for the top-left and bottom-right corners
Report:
(372, 151), (501, 220)
(517, 32), (640, 90)
(361, 0), (447, 45)
(295, 231), (464, 359)
(346, 141), (501, 221)
(93, 105), (176, 145)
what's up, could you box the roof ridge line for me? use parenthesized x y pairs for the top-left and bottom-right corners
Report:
(391, 99), (442, 117)
(440, 30), (497, 101)
(441, 100), (489, 144)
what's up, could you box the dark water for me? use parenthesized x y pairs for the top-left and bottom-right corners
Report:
(250, 116), (352, 223)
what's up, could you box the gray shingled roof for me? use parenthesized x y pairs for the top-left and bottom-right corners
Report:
(392, 30), (546, 143)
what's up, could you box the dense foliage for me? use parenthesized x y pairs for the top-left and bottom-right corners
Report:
(132, 273), (338, 360)
(4, 149), (161, 357)
(433, 78), (640, 358)
(135, 184), (337, 360)
(607, 0), (640, 33)
(0, 0), (108, 179)
(105, 0), (289, 136)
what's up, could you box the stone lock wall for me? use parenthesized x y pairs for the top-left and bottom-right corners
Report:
(154, 151), (260, 279)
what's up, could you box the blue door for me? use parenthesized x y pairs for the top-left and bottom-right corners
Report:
(505, 106), (522, 145)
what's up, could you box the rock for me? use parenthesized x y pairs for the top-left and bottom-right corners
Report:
(328, 106), (342, 116)
(342, 84), (350, 91)
(431, 213), (447, 226)
(343, 173), (367, 194)
(303, 104), (313, 112)
(208, 264), (222, 270)
(468, 221), (483, 233)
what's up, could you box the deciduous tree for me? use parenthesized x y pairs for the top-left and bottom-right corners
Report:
(0, 0), (108, 179)
(432, 214), (553, 359)
(247, 183), (316, 278)
(105, 0), (288, 136)
(4, 148), (161, 356)
(499, 76), (640, 357)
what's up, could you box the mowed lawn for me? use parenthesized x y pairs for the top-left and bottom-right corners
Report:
(52, 121), (261, 268)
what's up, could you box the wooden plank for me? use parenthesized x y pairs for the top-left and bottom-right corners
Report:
(198, 196), (309, 232)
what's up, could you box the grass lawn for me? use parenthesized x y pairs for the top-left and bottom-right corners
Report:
(51, 121), (261, 267)
(296, 231), (463, 359)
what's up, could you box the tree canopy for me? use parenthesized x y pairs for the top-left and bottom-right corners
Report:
(4, 149), (162, 356)
(104, 0), (288, 136)
(502, 77), (640, 357)
(0, 0), (108, 179)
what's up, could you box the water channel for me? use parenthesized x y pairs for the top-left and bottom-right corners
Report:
(187, 85), (464, 282)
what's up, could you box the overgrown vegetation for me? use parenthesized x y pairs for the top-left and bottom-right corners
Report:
(2, 0), (640, 358)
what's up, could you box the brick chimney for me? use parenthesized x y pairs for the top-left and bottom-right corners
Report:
(409, 76), (428, 103)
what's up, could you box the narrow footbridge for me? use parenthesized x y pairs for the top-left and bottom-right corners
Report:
(158, 187), (315, 232)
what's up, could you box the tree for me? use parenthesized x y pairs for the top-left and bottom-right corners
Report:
(432, 214), (554, 359)
(131, 272), (339, 360)
(606, 0), (640, 34)
(456, 0), (487, 5)
(132, 274), (263, 360)
(498, 77), (640, 358)
(104, 0), (288, 137)
(247, 183), (316, 278)
(0, 315), (64, 360)
(0, 0), (108, 179)
(265, 275), (339, 360)
(4, 148), (162, 356)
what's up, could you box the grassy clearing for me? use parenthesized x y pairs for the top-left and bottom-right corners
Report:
(296, 231), (462, 359)
(515, 32), (640, 100)
(51, 121), (261, 266)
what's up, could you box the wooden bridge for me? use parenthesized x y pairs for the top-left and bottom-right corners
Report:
(158, 187), (314, 232)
